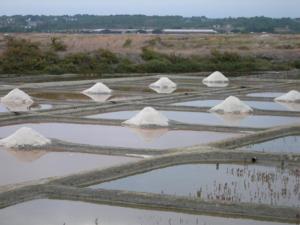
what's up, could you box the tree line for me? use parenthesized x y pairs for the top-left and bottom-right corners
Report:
(0, 15), (300, 33)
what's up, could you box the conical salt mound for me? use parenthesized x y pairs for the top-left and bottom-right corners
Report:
(1, 88), (34, 106)
(203, 71), (229, 83)
(150, 86), (176, 94)
(274, 90), (300, 103)
(149, 77), (177, 89)
(0, 127), (51, 148)
(209, 96), (253, 114)
(82, 92), (111, 102)
(82, 82), (112, 94)
(123, 107), (169, 127)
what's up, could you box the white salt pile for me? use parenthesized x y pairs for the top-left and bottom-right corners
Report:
(274, 90), (300, 103)
(82, 93), (111, 103)
(150, 86), (176, 94)
(0, 88), (34, 112)
(123, 107), (169, 127)
(209, 96), (253, 114)
(149, 77), (177, 89)
(203, 71), (229, 83)
(82, 82), (112, 94)
(0, 127), (51, 148)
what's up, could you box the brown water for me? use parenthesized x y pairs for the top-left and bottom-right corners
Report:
(31, 91), (91, 101)
(31, 91), (133, 102)
(86, 111), (300, 128)
(92, 163), (300, 208)
(0, 147), (138, 186)
(113, 85), (192, 93)
(0, 123), (239, 149)
(0, 199), (292, 225)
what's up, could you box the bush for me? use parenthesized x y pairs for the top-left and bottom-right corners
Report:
(94, 49), (119, 64)
(50, 37), (67, 52)
(141, 47), (168, 61)
(115, 59), (138, 73)
(123, 38), (132, 48)
(0, 37), (297, 75)
(0, 38), (47, 73)
(141, 59), (171, 73)
(44, 65), (65, 75)
(293, 60), (300, 69)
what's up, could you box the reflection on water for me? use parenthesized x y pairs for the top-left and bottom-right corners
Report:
(0, 123), (239, 149)
(203, 82), (229, 87)
(87, 110), (300, 128)
(127, 127), (169, 142)
(276, 101), (300, 112)
(6, 149), (47, 162)
(241, 136), (300, 153)
(212, 113), (249, 126)
(111, 85), (192, 94)
(31, 92), (91, 101)
(0, 199), (292, 225)
(92, 164), (300, 207)
(0, 148), (138, 186)
(173, 100), (296, 111)
(247, 92), (285, 98)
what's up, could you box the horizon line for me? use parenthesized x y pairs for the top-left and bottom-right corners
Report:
(0, 14), (299, 19)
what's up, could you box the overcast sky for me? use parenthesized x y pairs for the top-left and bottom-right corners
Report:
(1, 0), (299, 18)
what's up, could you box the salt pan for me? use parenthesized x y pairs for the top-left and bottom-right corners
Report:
(209, 96), (253, 114)
(274, 90), (300, 103)
(123, 107), (169, 127)
(0, 88), (34, 112)
(203, 71), (229, 83)
(82, 82), (112, 94)
(149, 77), (177, 89)
(150, 86), (176, 94)
(82, 93), (111, 102)
(0, 127), (51, 148)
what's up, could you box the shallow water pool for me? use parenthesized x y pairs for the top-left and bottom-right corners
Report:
(0, 147), (138, 186)
(0, 123), (239, 149)
(92, 163), (300, 208)
(246, 92), (285, 98)
(241, 135), (300, 153)
(0, 199), (292, 225)
(87, 110), (300, 128)
(31, 91), (133, 103)
(173, 99), (299, 111)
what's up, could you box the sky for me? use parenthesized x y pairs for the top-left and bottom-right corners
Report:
(0, 0), (299, 18)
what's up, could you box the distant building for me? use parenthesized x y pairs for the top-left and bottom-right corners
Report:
(88, 28), (217, 34)
(162, 29), (217, 34)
